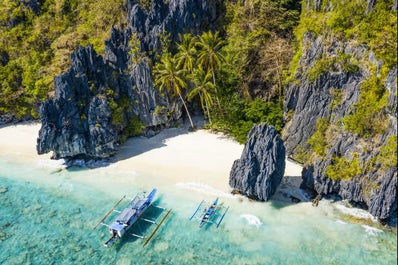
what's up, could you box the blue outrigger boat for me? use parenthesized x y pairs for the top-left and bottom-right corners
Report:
(190, 198), (229, 228)
(94, 188), (171, 247)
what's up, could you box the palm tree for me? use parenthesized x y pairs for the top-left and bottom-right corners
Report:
(188, 67), (214, 123)
(153, 53), (195, 129)
(196, 31), (225, 108)
(176, 33), (197, 74)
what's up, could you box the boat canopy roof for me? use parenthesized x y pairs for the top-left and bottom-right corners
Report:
(109, 221), (124, 231)
(116, 208), (136, 224)
(129, 196), (147, 209)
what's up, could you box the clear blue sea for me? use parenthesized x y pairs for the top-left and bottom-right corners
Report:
(0, 150), (396, 265)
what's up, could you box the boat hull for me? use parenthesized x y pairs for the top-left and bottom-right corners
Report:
(104, 189), (156, 247)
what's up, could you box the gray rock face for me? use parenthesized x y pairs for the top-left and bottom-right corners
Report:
(296, 67), (398, 222)
(37, 0), (218, 159)
(127, 0), (218, 54)
(230, 123), (286, 201)
(306, 0), (323, 11)
(284, 3), (397, 222)
(37, 46), (119, 158)
(284, 32), (363, 155)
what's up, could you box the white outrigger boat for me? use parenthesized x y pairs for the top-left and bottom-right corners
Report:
(94, 188), (171, 247)
(189, 198), (229, 229)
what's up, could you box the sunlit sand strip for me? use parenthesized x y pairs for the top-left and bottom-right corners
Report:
(0, 122), (51, 160)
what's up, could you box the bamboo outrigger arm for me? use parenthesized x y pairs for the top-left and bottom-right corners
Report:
(93, 195), (126, 229)
(143, 209), (172, 247)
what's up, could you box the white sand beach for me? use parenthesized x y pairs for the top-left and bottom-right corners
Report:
(0, 122), (52, 160)
(0, 122), (303, 200)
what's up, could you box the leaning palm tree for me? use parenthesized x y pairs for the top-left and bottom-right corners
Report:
(188, 67), (214, 123)
(196, 31), (225, 108)
(176, 33), (197, 74)
(153, 53), (195, 129)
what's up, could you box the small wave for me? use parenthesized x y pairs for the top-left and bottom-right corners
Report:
(362, 225), (383, 236)
(334, 203), (377, 222)
(175, 182), (234, 198)
(335, 219), (347, 225)
(240, 214), (262, 228)
(37, 159), (66, 169)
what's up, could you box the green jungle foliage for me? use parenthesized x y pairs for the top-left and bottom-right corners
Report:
(342, 74), (389, 137)
(306, 53), (360, 81)
(377, 136), (398, 169)
(325, 153), (362, 181)
(223, 0), (300, 101)
(152, 25), (287, 143)
(328, 0), (397, 68)
(307, 117), (329, 156)
(120, 115), (145, 143)
(0, 0), (300, 143)
(291, 0), (397, 77)
(149, 0), (299, 142)
(0, 0), (125, 119)
(204, 0), (300, 142)
(329, 88), (342, 111)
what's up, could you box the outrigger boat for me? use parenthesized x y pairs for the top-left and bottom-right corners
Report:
(93, 188), (171, 247)
(189, 198), (229, 228)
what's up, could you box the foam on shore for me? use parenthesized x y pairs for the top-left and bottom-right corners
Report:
(240, 214), (263, 227)
(334, 202), (378, 222)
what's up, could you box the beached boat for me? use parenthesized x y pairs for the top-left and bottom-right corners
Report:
(94, 188), (171, 247)
(190, 198), (229, 228)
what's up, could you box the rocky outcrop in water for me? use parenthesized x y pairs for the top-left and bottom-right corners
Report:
(230, 123), (286, 201)
(37, 0), (219, 159)
(283, 1), (397, 222)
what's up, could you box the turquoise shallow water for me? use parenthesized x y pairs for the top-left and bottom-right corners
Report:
(0, 155), (396, 265)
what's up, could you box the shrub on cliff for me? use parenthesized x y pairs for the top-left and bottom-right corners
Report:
(0, 0), (125, 119)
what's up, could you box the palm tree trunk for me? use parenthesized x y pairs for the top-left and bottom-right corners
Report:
(204, 97), (212, 124)
(178, 93), (195, 129)
(212, 70), (221, 109)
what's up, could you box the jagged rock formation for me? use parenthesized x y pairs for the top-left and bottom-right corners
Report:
(283, 1), (397, 222)
(230, 123), (286, 201)
(37, 0), (219, 159)
(127, 0), (218, 54)
(37, 45), (121, 158)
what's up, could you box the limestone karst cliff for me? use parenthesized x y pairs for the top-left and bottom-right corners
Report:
(283, 0), (397, 222)
(37, 0), (219, 159)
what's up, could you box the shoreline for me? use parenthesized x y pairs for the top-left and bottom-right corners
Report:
(0, 122), (305, 201)
(0, 122), (301, 198)
(0, 122), (393, 227)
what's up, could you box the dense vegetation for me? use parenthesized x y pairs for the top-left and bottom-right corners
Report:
(0, 0), (125, 119)
(211, 0), (300, 142)
(152, 0), (300, 142)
